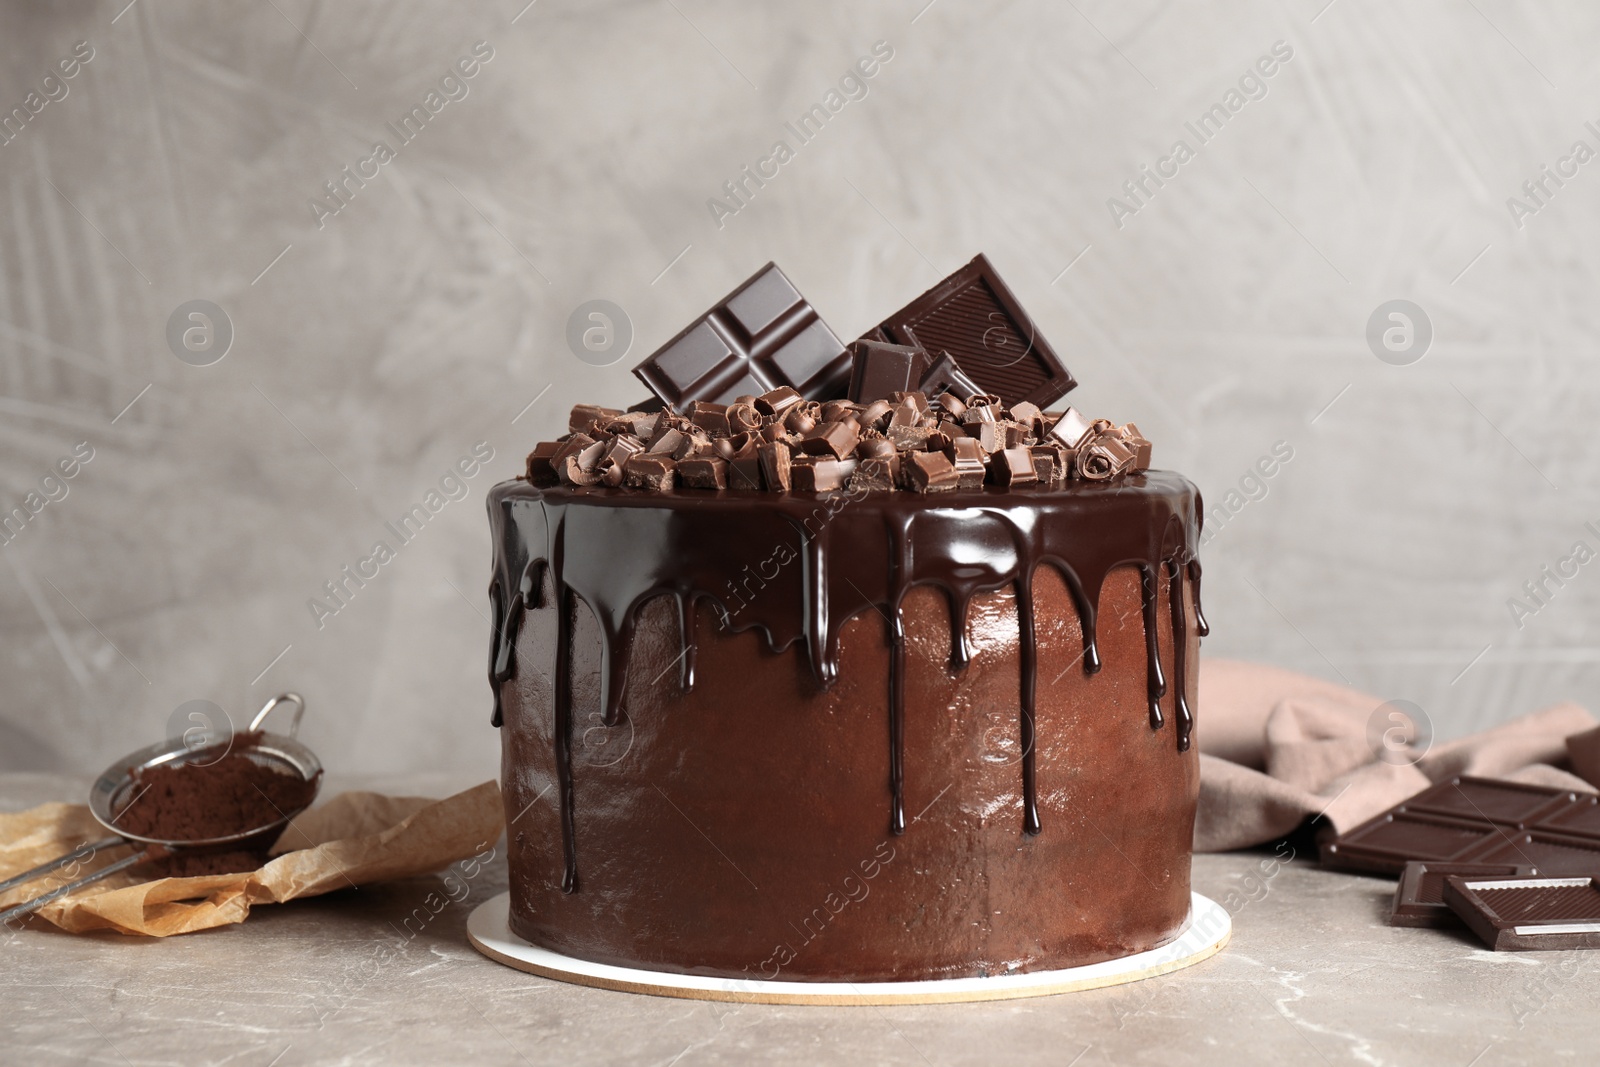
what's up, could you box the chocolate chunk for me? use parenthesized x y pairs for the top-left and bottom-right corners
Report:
(569, 403), (622, 435)
(888, 424), (932, 451)
(632, 262), (850, 406)
(888, 398), (923, 430)
(626, 396), (667, 414)
(1391, 862), (1537, 928)
(856, 435), (896, 460)
(904, 451), (959, 493)
(1444, 874), (1600, 951)
(800, 419), (861, 460)
(688, 401), (731, 437)
(865, 253), (1075, 408)
(791, 457), (858, 492)
(973, 422), (1009, 453)
(949, 437), (987, 489)
(1121, 422), (1154, 470)
(758, 440), (793, 491)
(526, 440), (561, 485)
(1008, 400), (1043, 427)
(671, 430), (710, 462)
(848, 339), (932, 403)
(989, 446), (1038, 487)
(678, 456), (729, 490)
(755, 386), (804, 417)
(1047, 407), (1096, 450)
(1030, 444), (1069, 486)
(850, 454), (900, 492)
(621, 453), (676, 491)
(728, 443), (764, 490)
(914, 347), (982, 402)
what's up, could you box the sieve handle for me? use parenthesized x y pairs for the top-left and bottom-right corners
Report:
(0, 836), (125, 898)
(0, 844), (166, 928)
(249, 692), (305, 736)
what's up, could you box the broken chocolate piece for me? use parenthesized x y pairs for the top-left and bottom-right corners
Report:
(728, 443), (763, 490)
(1078, 435), (1136, 481)
(621, 453), (676, 491)
(1047, 407), (1096, 450)
(632, 262), (850, 406)
(847, 339), (932, 403)
(678, 456), (730, 490)
(569, 403), (622, 435)
(791, 457), (858, 492)
(915, 347), (982, 402)
(688, 401), (731, 437)
(850, 454), (900, 492)
(755, 386), (804, 417)
(949, 437), (987, 489)
(758, 440), (793, 491)
(800, 419), (861, 460)
(526, 440), (561, 485)
(904, 451), (959, 493)
(989, 446), (1038, 487)
(865, 253), (1075, 408)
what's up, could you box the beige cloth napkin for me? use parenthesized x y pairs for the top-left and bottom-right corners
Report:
(1195, 659), (1600, 851)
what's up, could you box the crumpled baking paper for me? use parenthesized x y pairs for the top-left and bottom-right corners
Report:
(0, 780), (502, 936)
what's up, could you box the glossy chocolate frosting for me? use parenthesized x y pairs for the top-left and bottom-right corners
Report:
(487, 472), (1205, 980)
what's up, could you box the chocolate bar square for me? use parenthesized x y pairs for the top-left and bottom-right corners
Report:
(1406, 778), (1578, 827)
(864, 254), (1075, 409)
(1390, 861), (1536, 928)
(1444, 874), (1600, 950)
(1320, 812), (1498, 875)
(633, 263), (850, 407)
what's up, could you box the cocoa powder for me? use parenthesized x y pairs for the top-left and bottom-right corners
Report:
(113, 741), (317, 843)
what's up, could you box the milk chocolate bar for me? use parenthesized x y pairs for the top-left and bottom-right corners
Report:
(633, 263), (850, 407)
(1444, 874), (1600, 950)
(1390, 861), (1536, 928)
(864, 254), (1075, 409)
(1322, 776), (1598, 875)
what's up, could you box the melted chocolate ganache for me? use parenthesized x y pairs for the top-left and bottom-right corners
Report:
(487, 473), (1205, 893)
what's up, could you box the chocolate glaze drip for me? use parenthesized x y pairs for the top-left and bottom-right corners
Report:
(488, 473), (1204, 893)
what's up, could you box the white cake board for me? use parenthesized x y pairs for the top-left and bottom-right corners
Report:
(467, 891), (1230, 1005)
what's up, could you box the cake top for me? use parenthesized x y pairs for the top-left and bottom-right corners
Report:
(524, 254), (1152, 495)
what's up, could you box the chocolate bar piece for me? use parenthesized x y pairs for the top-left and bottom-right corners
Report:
(864, 254), (1075, 409)
(633, 263), (850, 407)
(1390, 862), (1537, 928)
(848, 340), (929, 403)
(1443, 875), (1600, 951)
(988, 446), (1038, 487)
(621, 454), (676, 492)
(1322, 776), (1599, 875)
(914, 346), (982, 402)
(790, 457), (857, 492)
(850, 455), (899, 492)
(904, 451), (958, 493)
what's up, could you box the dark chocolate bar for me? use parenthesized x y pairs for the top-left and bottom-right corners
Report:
(864, 254), (1075, 409)
(1443, 874), (1600, 950)
(633, 263), (850, 407)
(1322, 776), (1598, 876)
(1390, 861), (1536, 928)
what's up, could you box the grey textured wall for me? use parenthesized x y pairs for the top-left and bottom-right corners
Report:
(3, 0), (1597, 777)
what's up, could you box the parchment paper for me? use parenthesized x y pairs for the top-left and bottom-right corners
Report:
(0, 780), (502, 936)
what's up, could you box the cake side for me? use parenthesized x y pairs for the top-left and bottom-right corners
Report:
(488, 475), (1204, 981)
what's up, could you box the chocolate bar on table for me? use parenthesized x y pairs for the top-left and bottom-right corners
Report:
(862, 253), (1075, 409)
(633, 263), (850, 407)
(1443, 874), (1600, 950)
(1390, 861), (1537, 928)
(1322, 776), (1600, 876)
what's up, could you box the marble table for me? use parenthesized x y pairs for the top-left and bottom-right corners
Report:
(4, 773), (1595, 1066)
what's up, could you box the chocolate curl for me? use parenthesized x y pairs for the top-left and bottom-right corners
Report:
(1077, 435), (1136, 481)
(784, 401), (821, 435)
(726, 402), (762, 435)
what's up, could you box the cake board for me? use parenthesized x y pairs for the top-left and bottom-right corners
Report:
(467, 891), (1230, 1005)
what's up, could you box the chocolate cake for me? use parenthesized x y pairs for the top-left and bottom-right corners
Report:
(487, 259), (1206, 983)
